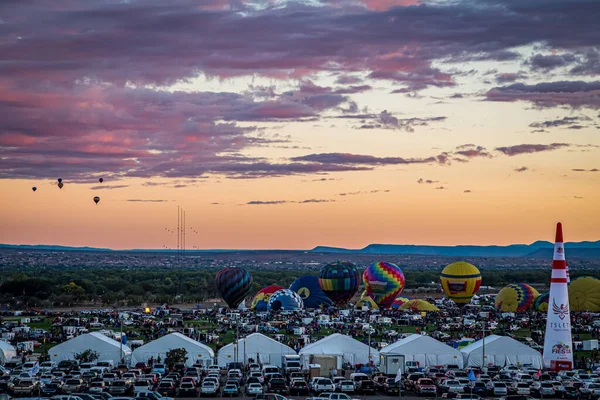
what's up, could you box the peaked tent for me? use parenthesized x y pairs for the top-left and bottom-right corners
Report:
(217, 333), (295, 368)
(460, 334), (543, 369)
(132, 333), (214, 367)
(299, 333), (379, 369)
(0, 341), (17, 363)
(381, 334), (464, 368)
(48, 332), (132, 364)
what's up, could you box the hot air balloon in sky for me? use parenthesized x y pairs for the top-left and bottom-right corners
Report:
(99, 178), (104, 183)
(32, 187), (37, 192)
(318, 261), (361, 307)
(251, 285), (284, 311)
(355, 291), (379, 310)
(569, 276), (600, 312)
(440, 261), (482, 306)
(58, 182), (64, 189)
(495, 283), (539, 312)
(363, 261), (405, 307)
(215, 267), (253, 309)
(535, 292), (550, 312)
(57, 178), (62, 183)
(268, 289), (303, 311)
(289, 275), (333, 309)
(93, 196), (100, 204)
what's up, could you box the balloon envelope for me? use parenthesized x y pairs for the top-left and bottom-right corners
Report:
(215, 267), (253, 309)
(32, 187), (37, 192)
(535, 292), (550, 312)
(268, 289), (303, 311)
(318, 261), (361, 307)
(93, 196), (100, 204)
(363, 261), (405, 307)
(399, 299), (439, 312)
(495, 283), (539, 312)
(251, 285), (284, 311)
(58, 182), (64, 189)
(57, 178), (62, 183)
(99, 178), (104, 183)
(440, 261), (482, 306)
(569, 276), (600, 312)
(355, 291), (378, 310)
(289, 275), (333, 309)
(390, 296), (413, 309)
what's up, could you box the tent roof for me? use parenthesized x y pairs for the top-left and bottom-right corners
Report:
(300, 333), (378, 355)
(460, 335), (541, 356)
(50, 332), (132, 354)
(134, 333), (214, 356)
(0, 341), (15, 351)
(381, 334), (461, 356)
(221, 333), (295, 353)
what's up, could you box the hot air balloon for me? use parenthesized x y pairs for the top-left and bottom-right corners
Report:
(93, 196), (100, 205)
(569, 276), (600, 312)
(251, 285), (284, 311)
(363, 261), (405, 307)
(495, 283), (539, 312)
(267, 289), (303, 311)
(535, 292), (550, 312)
(32, 187), (37, 192)
(355, 291), (378, 310)
(57, 178), (62, 183)
(215, 267), (253, 309)
(289, 275), (333, 309)
(58, 182), (64, 189)
(318, 261), (361, 307)
(99, 178), (104, 183)
(390, 296), (413, 310)
(440, 262), (482, 307)
(399, 299), (439, 312)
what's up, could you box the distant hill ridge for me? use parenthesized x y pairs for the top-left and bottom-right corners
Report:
(1, 240), (599, 258)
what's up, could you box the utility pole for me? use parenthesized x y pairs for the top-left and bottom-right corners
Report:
(120, 319), (123, 364)
(177, 206), (180, 262)
(482, 320), (486, 370)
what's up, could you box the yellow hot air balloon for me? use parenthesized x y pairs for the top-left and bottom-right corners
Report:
(569, 277), (600, 312)
(495, 283), (539, 312)
(440, 262), (482, 306)
(399, 299), (439, 312)
(355, 291), (379, 310)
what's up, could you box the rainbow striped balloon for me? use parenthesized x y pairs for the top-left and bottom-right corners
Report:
(363, 261), (405, 307)
(495, 283), (539, 312)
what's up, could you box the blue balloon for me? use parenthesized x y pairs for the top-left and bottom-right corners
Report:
(289, 275), (333, 309)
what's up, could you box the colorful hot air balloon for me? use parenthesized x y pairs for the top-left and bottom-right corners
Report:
(32, 187), (37, 192)
(535, 292), (550, 312)
(399, 299), (439, 312)
(495, 283), (539, 312)
(267, 289), (303, 311)
(390, 296), (413, 310)
(58, 182), (64, 189)
(251, 285), (284, 311)
(363, 261), (405, 307)
(355, 291), (379, 310)
(99, 178), (104, 183)
(215, 267), (253, 309)
(569, 276), (600, 312)
(440, 261), (482, 307)
(318, 261), (361, 307)
(93, 196), (100, 204)
(289, 275), (333, 309)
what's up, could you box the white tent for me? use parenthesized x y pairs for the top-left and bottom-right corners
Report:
(132, 333), (214, 367)
(0, 341), (17, 363)
(299, 333), (379, 369)
(380, 334), (464, 368)
(217, 333), (295, 368)
(461, 334), (543, 369)
(48, 332), (132, 365)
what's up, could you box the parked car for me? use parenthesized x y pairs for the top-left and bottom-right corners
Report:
(200, 381), (218, 397)
(416, 378), (438, 396)
(383, 378), (401, 395)
(63, 378), (86, 394)
(222, 383), (239, 397)
(337, 380), (355, 393)
(109, 380), (132, 396)
(246, 383), (265, 396)
(488, 382), (509, 397)
(156, 381), (176, 397)
(178, 382), (198, 397)
(269, 378), (288, 394)
(12, 378), (41, 396)
(314, 378), (335, 394)
(290, 380), (309, 396)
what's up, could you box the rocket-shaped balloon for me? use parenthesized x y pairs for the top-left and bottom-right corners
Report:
(543, 222), (574, 371)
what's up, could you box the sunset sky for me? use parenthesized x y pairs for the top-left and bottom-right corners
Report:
(1, 0), (599, 250)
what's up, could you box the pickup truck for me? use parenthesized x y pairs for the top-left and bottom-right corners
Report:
(416, 378), (438, 396)
(269, 378), (288, 394)
(12, 378), (40, 396)
(313, 378), (335, 394)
